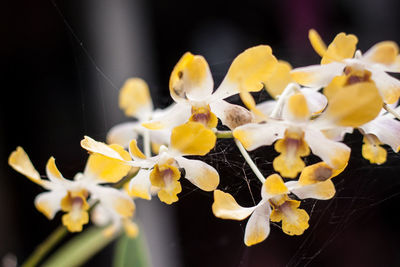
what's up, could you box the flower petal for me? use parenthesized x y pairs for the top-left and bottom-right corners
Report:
(321, 32), (358, 64)
(322, 80), (383, 127)
(371, 70), (400, 104)
(244, 203), (271, 246)
(91, 186), (135, 218)
(119, 78), (153, 120)
(170, 122), (216, 156)
(361, 135), (387, 164)
(8, 147), (43, 185)
(81, 136), (126, 161)
(362, 41), (399, 66)
(175, 156), (219, 191)
(169, 52), (213, 102)
(233, 122), (285, 151)
(106, 122), (140, 148)
(142, 103), (191, 130)
(360, 114), (400, 152)
(264, 60), (293, 99)
(262, 174), (288, 199)
(286, 180), (336, 200)
(290, 62), (345, 88)
(308, 29), (327, 57)
(212, 190), (257, 220)
(214, 45), (278, 99)
(297, 162), (342, 185)
(84, 144), (132, 183)
(128, 169), (152, 200)
(46, 157), (67, 183)
(282, 92), (311, 122)
(305, 128), (350, 170)
(210, 100), (254, 129)
(34, 191), (65, 219)
(301, 88), (328, 115)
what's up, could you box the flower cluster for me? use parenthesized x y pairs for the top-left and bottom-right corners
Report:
(9, 29), (400, 246)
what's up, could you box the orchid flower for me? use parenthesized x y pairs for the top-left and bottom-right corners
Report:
(142, 46), (279, 131)
(107, 78), (172, 152)
(8, 145), (134, 232)
(291, 29), (400, 104)
(81, 121), (219, 204)
(358, 106), (400, 164)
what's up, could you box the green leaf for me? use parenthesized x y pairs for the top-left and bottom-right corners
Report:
(113, 232), (149, 267)
(41, 226), (117, 267)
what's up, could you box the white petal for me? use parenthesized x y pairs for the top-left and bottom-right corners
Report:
(244, 203), (271, 246)
(175, 156), (219, 191)
(301, 88), (328, 114)
(290, 62), (345, 88)
(305, 128), (350, 170)
(81, 136), (125, 161)
(371, 70), (400, 104)
(360, 114), (400, 152)
(212, 190), (257, 220)
(90, 185), (135, 218)
(256, 100), (276, 116)
(286, 180), (336, 200)
(233, 121), (285, 151)
(210, 100), (254, 129)
(128, 169), (153, 200)
(141, 103), (191, 130)
(34, 190), (65, 219)
(106, 122), (140, 147)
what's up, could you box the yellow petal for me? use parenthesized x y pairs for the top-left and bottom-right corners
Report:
(85, 144), (131, 183)
(112, 195), (135, 217)
(298, 162), (334, 185)
(224, 45), (278, 92)
(263, 174), (288, 196)
(62, 210), (89, 232)
(170, 122), (216, 156)
(285, 92), (310, 121)
(362, 135), (387, 165)
(321, 32), (358, 64)
(264, 60), (293, 98)
(189, 105), (218, 128)
(150, 164), (182, 204)
(281, 207), (309, 236)
(119, 78), (153, 118)
(212, 190), (256, 220)
(363, 41), (399, 65)
(323, 80), (383, 127)
(169, 52), (213, 102)
(46, 157), (64, 181)
(81, 136), (125, 160)
(129, 140), (146, 159)
(8, 147), (42, 185)
(308, 29), (327, 57)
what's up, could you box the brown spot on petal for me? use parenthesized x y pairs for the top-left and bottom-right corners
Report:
(313, 166), (333, 182)
(225, 106), (254, 129)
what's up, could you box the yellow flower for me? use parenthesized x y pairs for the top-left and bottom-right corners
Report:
(9, 144), (134, 233)
(291, 29), (400, 104)
(212, 174), (310, 246)
(143, 46), (279, 131)
(81, 123), (219, 205)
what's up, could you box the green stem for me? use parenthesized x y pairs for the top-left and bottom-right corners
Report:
(215, 130), (233, 139)
(234, 139), (266, 183)
(21, 225), (68, 267)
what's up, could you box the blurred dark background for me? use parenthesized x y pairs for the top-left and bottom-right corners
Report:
(1, 0), (400, 266)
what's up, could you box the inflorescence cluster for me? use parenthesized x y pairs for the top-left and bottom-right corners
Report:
(9, 29), (400, 246)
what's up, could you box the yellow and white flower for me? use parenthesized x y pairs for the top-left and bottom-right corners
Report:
(142, 46), (279, 131)
(107, 78), (173, 150)
(81, 122), (219, 205)
(359, 106), (400, 164)
(212, 174), (312, 246)
(8, 145), (134, 232)
(234, 86), (351, 178)
(291, 29), (400, 104)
